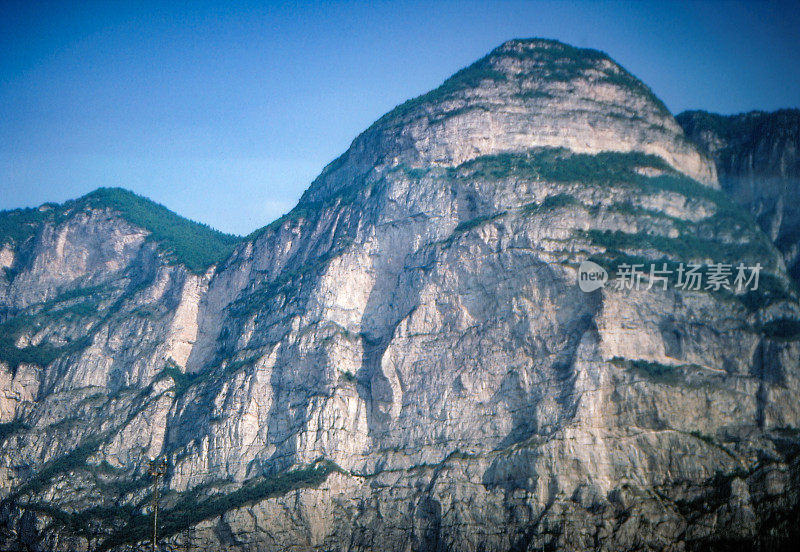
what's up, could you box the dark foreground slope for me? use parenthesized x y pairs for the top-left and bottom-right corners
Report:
(1, 40), (800, 552)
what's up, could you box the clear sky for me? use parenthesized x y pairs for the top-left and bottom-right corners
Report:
(2, 0), (799, 235)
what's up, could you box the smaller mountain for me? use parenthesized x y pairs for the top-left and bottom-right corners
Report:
(0, 187), (240, 276)
(0, 188), (241, 385)
(678, 109), (800, 283)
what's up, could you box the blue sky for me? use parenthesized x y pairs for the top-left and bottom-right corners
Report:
(2, 0), (799, 235)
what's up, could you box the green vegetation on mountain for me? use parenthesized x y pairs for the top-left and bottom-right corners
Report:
(761, 318), (800, 341)
(11, 437), (103, 499)
(157, 360), (201, 397)
(522, 193), (580, 213)
(0, 313), (92, 374)
(611, 357), (682, 385)
(509, 40), (668, 113)
(0, 205), (58, 250)
(441, 149), (786, 308)
(454, 212), (505, 233)
(6, 431), (340, 548)
(96, 460), (341, 551)
(370, 52), (507, 128)
(0, 420), (30, 442)
(582, 228), (767, 266)
(677, 109), (800, 145)
(678, 109), (800, 180)
(678, 108), (800, 289)
(454, 147), (674, 184)
(458, 148), (764, 235)
(80, 188), (241, 272)
(366, 38), (668, 132)
(0, 188), (241, 274)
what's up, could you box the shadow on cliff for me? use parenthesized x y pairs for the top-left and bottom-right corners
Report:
(481, 279), (603, 494)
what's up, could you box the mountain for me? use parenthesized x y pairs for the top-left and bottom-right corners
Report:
(677, 109), (800, 284)
(2, 39), (800, 552)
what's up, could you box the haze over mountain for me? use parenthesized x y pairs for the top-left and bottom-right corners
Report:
(1, 39), (799, 552)
(678, 109), (800, 285)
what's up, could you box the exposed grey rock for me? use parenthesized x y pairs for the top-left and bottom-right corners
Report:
(2, 39), (800, 552)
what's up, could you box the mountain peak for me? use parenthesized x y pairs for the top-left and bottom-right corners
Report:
(78, 187), (241, 273)
(491, 37), (613, 66)
(372, 38), (644, 129)
(301, 39), (716, 204)
(488, 38), (661, 100)
(0, 187), (240, 274)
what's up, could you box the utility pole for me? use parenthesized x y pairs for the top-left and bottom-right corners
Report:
(183, 461), (194, 552)
(149, 457), (167, 552)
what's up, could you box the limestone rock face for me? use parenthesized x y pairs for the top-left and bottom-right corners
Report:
(303, 38), (717, 208)
(2, 40), (800, 552)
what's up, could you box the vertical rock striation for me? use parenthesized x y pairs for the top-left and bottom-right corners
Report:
(1, 40), (799, 551)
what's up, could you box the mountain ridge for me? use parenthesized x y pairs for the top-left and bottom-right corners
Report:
(678, 108), (800, 284)
(2, 41), (800, 552)
(300, 38), (716, 207)
(0, 187), (241, 275)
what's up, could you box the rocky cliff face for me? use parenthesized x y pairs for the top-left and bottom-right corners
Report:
(678, 109), (800, 283)
(2, 39), (800, 552)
